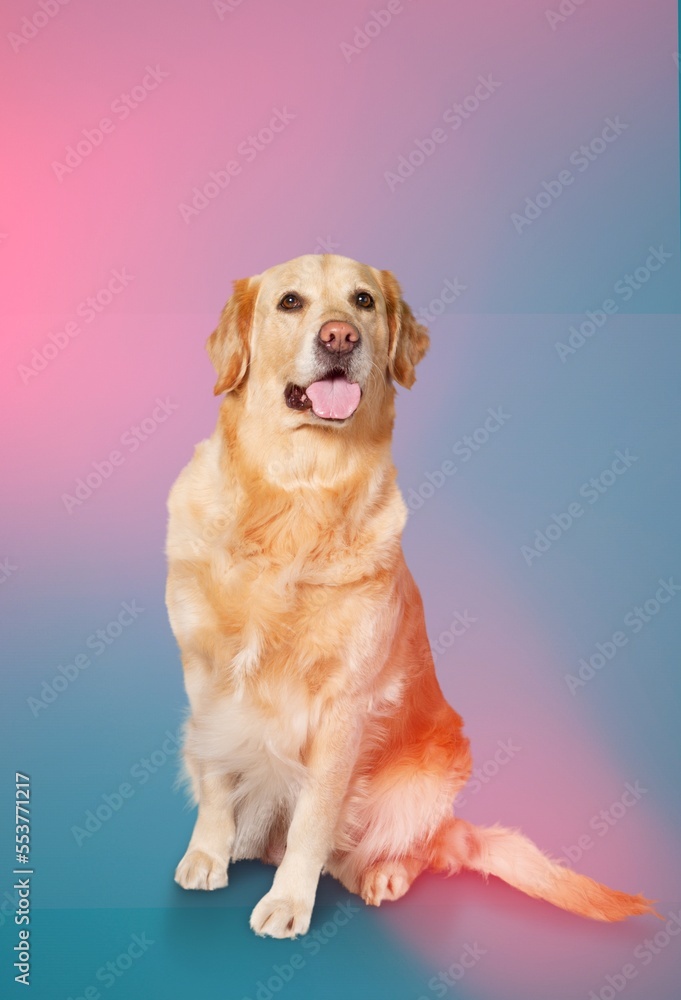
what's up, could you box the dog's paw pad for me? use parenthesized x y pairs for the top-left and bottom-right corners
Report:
(174, 849), (228, 891)
(249, 891), (312, 938)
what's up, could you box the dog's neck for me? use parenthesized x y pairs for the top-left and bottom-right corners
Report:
(217, 388), (396, 490)
(212, 393), (405, 555)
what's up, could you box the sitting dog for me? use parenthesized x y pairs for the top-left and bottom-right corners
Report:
(166, 253), (653, 938)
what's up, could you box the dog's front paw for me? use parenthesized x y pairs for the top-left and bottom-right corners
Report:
(249, 890), (313, 939)
(174, 849), (228, 891)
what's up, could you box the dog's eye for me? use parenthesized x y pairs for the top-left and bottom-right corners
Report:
(279, 293), (303, 310)
(356, 291), (374, 309)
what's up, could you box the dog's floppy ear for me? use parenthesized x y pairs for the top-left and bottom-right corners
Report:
(206, 277), (259, 395)
(378, 269), (429, 389)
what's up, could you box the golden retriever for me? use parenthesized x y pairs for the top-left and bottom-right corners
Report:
(165, 253), (653, 938)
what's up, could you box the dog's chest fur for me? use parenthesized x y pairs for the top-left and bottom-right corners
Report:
(166, 434), (405, 698)
(166, 436), (409, 859)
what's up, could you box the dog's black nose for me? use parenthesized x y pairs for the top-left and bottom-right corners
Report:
(318, 321), (360, 355)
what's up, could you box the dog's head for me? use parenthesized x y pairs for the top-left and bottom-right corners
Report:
(206, 254), (429, 430)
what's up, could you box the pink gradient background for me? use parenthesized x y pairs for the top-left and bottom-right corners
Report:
(2, 1), (680, 998)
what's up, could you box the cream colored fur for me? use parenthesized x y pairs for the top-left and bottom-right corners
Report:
(166, 254), (653, 938)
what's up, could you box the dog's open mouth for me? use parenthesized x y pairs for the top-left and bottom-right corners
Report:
(284, 371), (361, 421)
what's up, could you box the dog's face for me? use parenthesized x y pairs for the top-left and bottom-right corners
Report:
(206, 254), (429, 430)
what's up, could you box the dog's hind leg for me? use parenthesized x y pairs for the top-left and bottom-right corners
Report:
(358, 856), (426, 905)
(326, 852), (426, 906)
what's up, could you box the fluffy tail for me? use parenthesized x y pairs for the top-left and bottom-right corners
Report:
(429, 817), (656, 922)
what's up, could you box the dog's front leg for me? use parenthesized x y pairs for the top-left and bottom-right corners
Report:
(250, 708), (357, 938)
(174, 759), (235, 891)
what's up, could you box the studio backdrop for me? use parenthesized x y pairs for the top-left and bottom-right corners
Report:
(2, 1), (680, 999)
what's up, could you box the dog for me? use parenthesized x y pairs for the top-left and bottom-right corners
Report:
(165, 253), (653, 938)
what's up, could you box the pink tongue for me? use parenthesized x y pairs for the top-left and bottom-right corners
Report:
(305, 376), (361, 420)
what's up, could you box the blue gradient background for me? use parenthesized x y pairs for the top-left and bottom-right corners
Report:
(1, 1), (680, 998)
